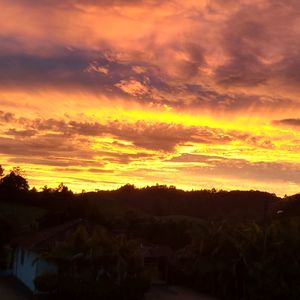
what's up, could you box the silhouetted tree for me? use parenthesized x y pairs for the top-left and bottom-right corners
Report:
(0, 170), (29, 192)
(11, 166), (24, 176)
(56, 182), (73, 195)
(118, 184), (136, 193)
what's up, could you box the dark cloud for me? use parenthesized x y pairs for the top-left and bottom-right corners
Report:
(181, 84), (297, 111)
(273, 118), (300, 129)
(214, 0), (300, 91)
(95, 151), (154, 164)
(0, 47), (293, 112)
(1, 113), (278, 156)
(10, 0), (165, 8)
(169, 153), (231, 163)
(215, 56), (268, 87)
(0, 111), (15, 123)
(0, 50), (111, 92)
(1, 5), (300, 112)
(5, 128), (37, 138)
(1, 0), (300, 114)
(272, 56), (300, 90)
(9, 157), (96, 168)
(0, 46), (171, 105)
(28, 119), (236, 151)
(53, 167), (84, 173)
(0, 134), (88, 157)
(172, 153), (300, 184)
(88, 168), (113, 173)
(215, 6), (270, 87)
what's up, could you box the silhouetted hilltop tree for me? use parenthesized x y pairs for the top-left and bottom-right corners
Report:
(41, 183), (73, 196)
(55, 182), (73, 194)
(117, 183), (136, 193)
(280, 194), (300, 217)
(0, 169), (29, 192)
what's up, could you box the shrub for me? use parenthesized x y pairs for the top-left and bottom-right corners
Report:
(34, 273), (59, 293)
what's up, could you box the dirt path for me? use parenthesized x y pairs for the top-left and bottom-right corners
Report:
(145, 285), (219, 300)
(0, 278), (32, 300)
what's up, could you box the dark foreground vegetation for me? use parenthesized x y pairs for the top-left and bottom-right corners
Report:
(1, 166), (300, 299)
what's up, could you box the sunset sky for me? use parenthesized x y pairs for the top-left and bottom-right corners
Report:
(1, 0), (300, 195)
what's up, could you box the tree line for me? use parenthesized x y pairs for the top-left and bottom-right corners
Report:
(1, 165), (300, 299)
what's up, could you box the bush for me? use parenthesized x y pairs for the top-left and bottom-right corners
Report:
(34, 273), (59, 293)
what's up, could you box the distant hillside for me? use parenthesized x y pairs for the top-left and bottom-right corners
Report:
(86, 187), (281, 221)
(0, 179), (295, 223)
(279, 194), (300, 217)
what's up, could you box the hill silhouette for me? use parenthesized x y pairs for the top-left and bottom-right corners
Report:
(0, 166), (292, 222)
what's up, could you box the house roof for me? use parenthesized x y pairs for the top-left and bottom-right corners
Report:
(11, 219), (84, 251)
(11, 219), (173, 259)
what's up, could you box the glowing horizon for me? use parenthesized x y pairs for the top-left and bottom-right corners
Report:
(1, 0), (300, 196)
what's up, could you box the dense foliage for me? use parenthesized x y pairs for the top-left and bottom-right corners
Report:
(1, 165), (300, 299)
(173, 219), (300, 300)
(0, 217), (12, 269)
(34, 226), (149, 300)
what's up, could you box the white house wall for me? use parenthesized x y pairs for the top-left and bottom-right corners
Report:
(36, 257), (57, 278)
(13, 247), (39, 292)
(12, 247), (58, 293)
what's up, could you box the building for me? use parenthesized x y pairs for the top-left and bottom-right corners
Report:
(10, 220), (83, 293)
(9, 219), (173, 293)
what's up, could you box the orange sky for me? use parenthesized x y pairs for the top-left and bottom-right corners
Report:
(0, 0), (300, 196)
